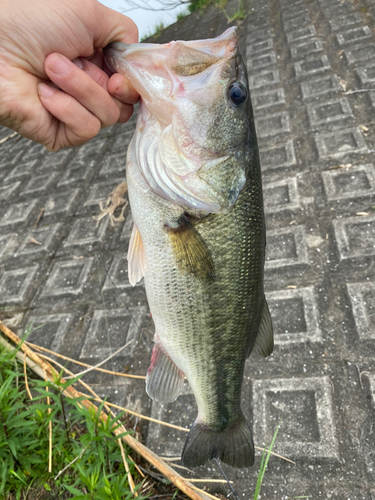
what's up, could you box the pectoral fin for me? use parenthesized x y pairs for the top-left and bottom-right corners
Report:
(127, 223), (146, 286)
(146, 343), (185, 403)
(252, 298), (274, 357)
(167, 217), (214, 282)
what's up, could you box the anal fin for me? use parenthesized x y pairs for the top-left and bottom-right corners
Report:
(146, 343), (185, 403)
(166, 216), (214, 282)
(252, 298), (274, 357)
(127, 223), (146, 286)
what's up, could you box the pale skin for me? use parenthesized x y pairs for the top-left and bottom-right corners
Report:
(0, 0), (140, 151)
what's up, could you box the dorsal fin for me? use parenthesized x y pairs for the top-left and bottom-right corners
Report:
(127, 223), (146, 286)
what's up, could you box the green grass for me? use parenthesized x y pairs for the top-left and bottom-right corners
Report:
(253, 422), (280, 500)
(0, 342), (146, 500)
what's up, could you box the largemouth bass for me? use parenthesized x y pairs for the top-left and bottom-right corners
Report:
(104, 27), (273, 469)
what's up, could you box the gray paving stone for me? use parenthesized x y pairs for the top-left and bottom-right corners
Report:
(0, 200), (38, 228)
(347, 282), (375, 340)
(102, 254), (143, 293)
(281, 3), (308, 21)
(307, 98), (353, 130)
(336, 26), (373, 47)
(333, 215), (375, 260)
(344, 45), (375, 66)
(247, 38), (273, 55)
(79, 306), (147, 361)
(249, 68), (280, 89)
(322, 164), (375, 202)
(98, 153), (127, 177)
(265, 225), (309, 270)
(294, 56), (331, 80)
(355, 64), (375, 87)
(246, 27), (273, 44)
(260, 140), (297, 170)
(20, 172), (59, 196)
(252, 376), (339, 460)
(247, 51), (277, 70)
(14, 223), (63, 261)
(290, 39), (324, 61)
(0, 181), (21, 201)
(329, 13), (363, 31)
(3, 159), (38, 183)
(265, 287), (322, 344)
(252, 88), (286, 111)
(57, 159), (97, 188)
(62, 216), (110, 249)
(0, 265), (39, 305)
(0, 234), (18, 262)
(264, 177), (307, 214)
(255, 111), (290, 138)
(41, 257), (94, 297)
(300, 74), (342, 101)
(44, 189), (82, 218)
(286, 25), (317, 44)
(25, 312), (75, 351)
(283, 13), (311, 33)
(314, 127), (368, 159)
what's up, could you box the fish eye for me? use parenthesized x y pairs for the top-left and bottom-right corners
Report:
(228, 82), (247, 106)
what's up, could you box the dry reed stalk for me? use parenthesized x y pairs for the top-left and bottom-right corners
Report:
(45, 377), (53, 473)
(23, 355), (33, 400)
(0, 323), (213, 500)
(27, 342), (146, 379)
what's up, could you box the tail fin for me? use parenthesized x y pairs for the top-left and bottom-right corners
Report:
(181, 412), (254, 468)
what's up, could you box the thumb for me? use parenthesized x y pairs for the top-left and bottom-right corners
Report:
(93, 2), (138, 48)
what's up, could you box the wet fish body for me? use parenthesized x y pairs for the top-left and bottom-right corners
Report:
(104, 28), (273, 468)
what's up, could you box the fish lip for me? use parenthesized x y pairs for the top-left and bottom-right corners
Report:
(105, 41), (128, 52)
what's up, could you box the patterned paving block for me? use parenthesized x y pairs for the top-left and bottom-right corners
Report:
(73, 137), (109, 159)
(347, 282), (375, 340)
(26, 312), (74, 351)
(79, 306), (147, 359)
(147, 384), (193, 457)
(294, 56), (331, 80)
(281, 4), (309, 21)
(37, 149), (71, 172)
(333, 215), (375, 260)
(0, 200), (38, 228)
(249, 69), (280, 89)
(355, 65), (375, 87)
(368, 374), (375, 406)
(0, 265), (39, 304)
(345, 45), (375, 66)
(252, 88), (286, 111)
(0, 233), (18, 261)
(300, 74), (342, 101)
(307, 98), (353, 129)
(263, 177), (302, 213)
(283, 13), (311, 33)
(102, 254), (143, 292)
(265, 226), (309, 270)
(109, 129), (134, 155)
(247, 38), (273, 55)
(329, 13), (364, 31)
(336, 26), (373, 47)
(290, 39), (324, 61)
(15, 223), (62, 258)
(260, 140), (297, 170)
(44, 189), (81, 217)
(265, 287), (322, 344)
(286, 25), (317, 44)
(83, 178), (124, 208)
(255, 112), (290, 138)
(64, 216), (109, 247)
(252, 377), (339, 459)
(21, 142), (47, 162)
(247, 51), (277, 70)
(315, 127), (368, 159)
(246, 28), (273, 45)
(120, 211), (133, 241)
(322, 164), (375, 201)
(20, 172), (58, 196)
(0, 181), (21, 201)
(3, 159), (38, 182)
(41, 258), (94, 296)
(57, 159), (97, 188)
(98, 153), (127, 177)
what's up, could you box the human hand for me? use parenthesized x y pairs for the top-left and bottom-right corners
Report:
(0, 0), (139, 151)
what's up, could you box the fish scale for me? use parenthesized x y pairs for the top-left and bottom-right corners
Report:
(104, 26), (273, 468)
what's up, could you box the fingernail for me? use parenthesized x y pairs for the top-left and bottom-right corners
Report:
(38, 83), (55, 98)
(72, 57), (83, 69)
(49, 54), (70, 76)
